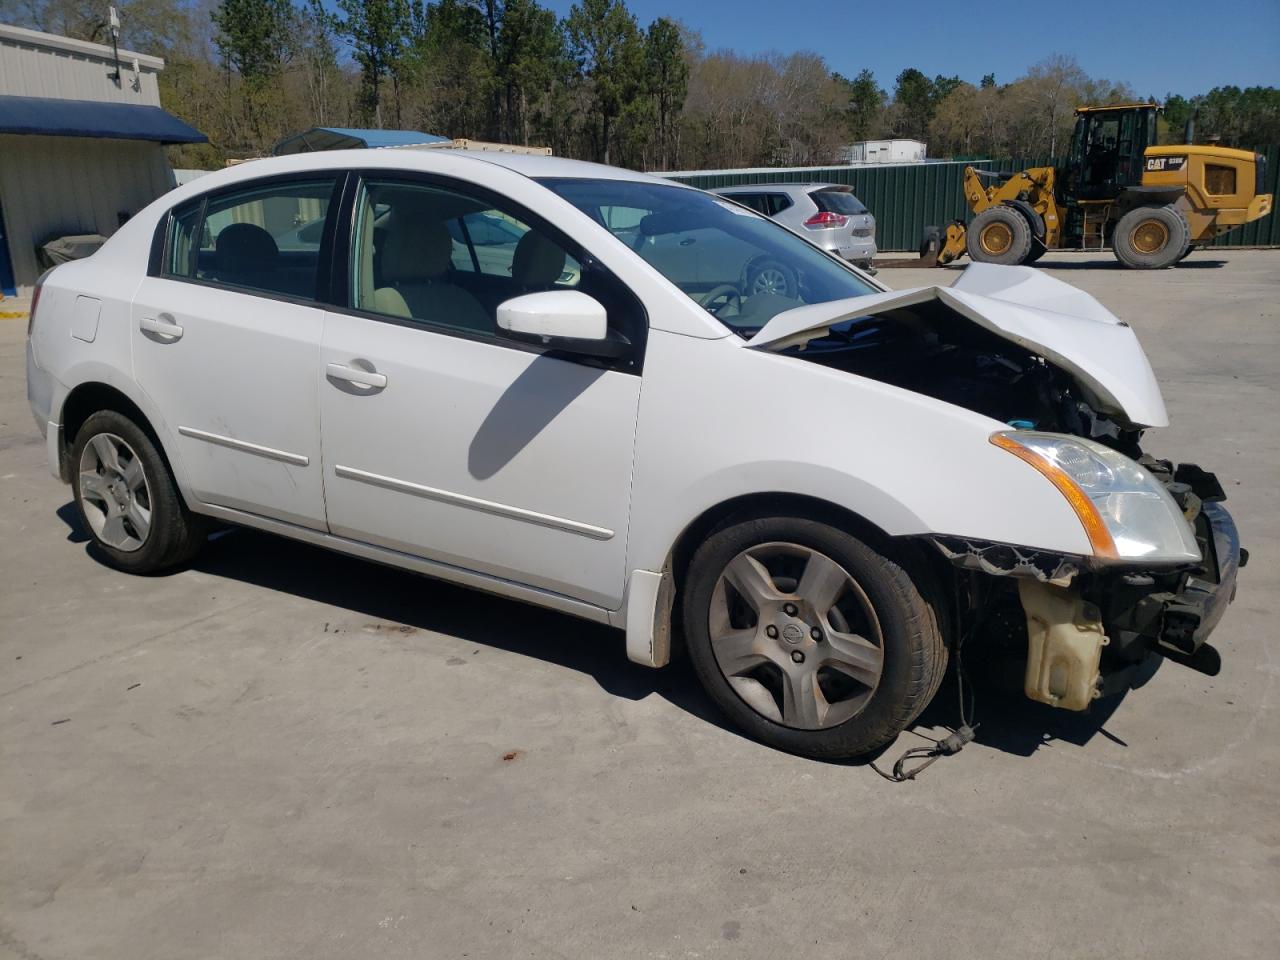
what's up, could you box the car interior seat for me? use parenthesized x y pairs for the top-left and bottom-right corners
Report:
(373, 218), (491, 332)
(211, 223), (280, 289)
(511, 231), (567, 292)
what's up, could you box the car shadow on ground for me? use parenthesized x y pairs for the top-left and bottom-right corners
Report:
(1034, 258), (1228, 271)
(911, 666), (1140, 759)
(60, 508), (1139, 768)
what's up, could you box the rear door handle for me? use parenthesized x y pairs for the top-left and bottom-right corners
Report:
(139, 316), (183, 340)
(326, 362), (388, 390)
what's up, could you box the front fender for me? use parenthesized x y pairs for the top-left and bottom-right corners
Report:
(626, 331), (1096, 577)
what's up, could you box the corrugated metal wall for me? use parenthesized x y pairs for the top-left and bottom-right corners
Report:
(0, 29), (164, 106)
(667, 150), (1280, 251)
(0, 134), (175, 288)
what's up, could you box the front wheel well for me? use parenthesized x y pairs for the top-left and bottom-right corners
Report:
(669, 493), (902, 594)
(662, 494), (959, 655)
(58, 383), (160, 482)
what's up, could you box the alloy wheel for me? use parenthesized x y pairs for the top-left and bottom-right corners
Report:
(78, 433), (153, 552)
(750, 267), (789, 296)
(708, 542), (884, 729)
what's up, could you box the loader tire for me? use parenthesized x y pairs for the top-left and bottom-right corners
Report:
(1113, 205), (1190, 270)
(966, 205), (1033, 266)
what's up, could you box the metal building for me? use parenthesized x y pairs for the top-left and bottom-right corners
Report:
(0, 23), (205, 294)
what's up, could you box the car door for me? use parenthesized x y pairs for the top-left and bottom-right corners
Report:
(131, 175), (339, 530)
(317, 175), (645, 609)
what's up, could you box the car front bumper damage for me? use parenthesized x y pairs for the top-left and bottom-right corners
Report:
(933, 460), (1244, 711)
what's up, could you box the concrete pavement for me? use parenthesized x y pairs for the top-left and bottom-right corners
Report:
(2, 250), (1278, 959)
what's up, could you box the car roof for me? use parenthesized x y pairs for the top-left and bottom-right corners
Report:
(154, 148), (693, 216)
(451, 150), (664, 183)
(715, 183), (850, 193)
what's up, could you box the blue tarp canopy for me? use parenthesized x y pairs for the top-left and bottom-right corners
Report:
(0, 95), (207, 144)
(273, 127), (450, 155)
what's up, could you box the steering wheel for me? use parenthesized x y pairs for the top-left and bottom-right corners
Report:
(701, 284), (742, 317)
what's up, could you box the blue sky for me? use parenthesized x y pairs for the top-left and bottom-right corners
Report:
(542, 0), (1280, 97)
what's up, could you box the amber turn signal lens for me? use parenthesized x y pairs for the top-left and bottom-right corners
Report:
(990, 433), (1119, 560)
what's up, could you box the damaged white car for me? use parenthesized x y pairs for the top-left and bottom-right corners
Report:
(26, 151), (1242, 759)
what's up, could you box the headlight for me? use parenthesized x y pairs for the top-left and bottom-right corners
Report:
(991, 431), (1201, 564)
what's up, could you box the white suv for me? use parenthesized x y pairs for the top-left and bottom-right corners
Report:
(26, 150), (1242, 759)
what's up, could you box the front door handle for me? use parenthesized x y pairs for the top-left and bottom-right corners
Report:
(326, 362), (388, 390)
(139, 316), (183, 341)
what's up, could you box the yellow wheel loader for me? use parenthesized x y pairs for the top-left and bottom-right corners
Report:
(923, 103), (1273, 269)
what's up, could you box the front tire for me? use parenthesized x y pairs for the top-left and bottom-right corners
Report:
(966, 205), (1033, 265)
(71, 410), (206, 573)
(1112, 205), (1190, 269)
(682, 516), (947, 760)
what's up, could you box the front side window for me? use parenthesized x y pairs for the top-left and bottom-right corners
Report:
(164, 178), (336, 299)
(541, 178), (878, 336)
(348, 178), (645, 366)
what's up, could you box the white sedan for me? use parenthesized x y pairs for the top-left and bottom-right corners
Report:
(25, 149), (1242, 759)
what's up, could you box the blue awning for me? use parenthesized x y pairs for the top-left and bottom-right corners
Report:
(273, 127), (449, 155)
(0, 95), (207, 144)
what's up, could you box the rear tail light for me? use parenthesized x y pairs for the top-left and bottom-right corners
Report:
(28, 271), (49, 337)
(803, 211), (848, 229)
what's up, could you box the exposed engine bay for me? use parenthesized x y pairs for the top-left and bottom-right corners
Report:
(776, 298), (1142, 453)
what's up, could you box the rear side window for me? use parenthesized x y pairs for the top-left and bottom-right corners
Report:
(726, 193), (768, 214)
(766, 193), (793, 215)
(163, 178), (337, 300)
(811, 189), (867, 216)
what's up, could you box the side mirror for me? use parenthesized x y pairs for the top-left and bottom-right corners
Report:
(497, 291), (624, 358)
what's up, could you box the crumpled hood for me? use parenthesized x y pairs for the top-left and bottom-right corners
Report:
(746, 263), (1168, 428)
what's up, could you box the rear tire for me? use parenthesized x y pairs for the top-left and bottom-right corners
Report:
(966, 205), (1033, 265)
(682, 515), (947, 760)
(70, 410), (207, 574)
(1112, 205), (1190, 269)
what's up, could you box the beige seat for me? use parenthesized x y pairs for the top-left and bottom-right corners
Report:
(373, 218), (490, 333)
(511, 231), (567, 290)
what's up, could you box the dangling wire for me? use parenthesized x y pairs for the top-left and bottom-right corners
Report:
(870, 572), (982, 783)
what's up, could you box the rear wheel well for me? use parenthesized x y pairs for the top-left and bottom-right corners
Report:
(59, 384), (161, 482)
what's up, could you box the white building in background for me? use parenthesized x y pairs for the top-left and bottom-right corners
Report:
(841, 140), (927, 164)
(0, 22), (206, 294)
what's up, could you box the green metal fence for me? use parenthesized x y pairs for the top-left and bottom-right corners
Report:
(665, 146), (1279, 251)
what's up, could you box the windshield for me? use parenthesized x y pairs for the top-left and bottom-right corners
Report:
(539, 178), (878, 336)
